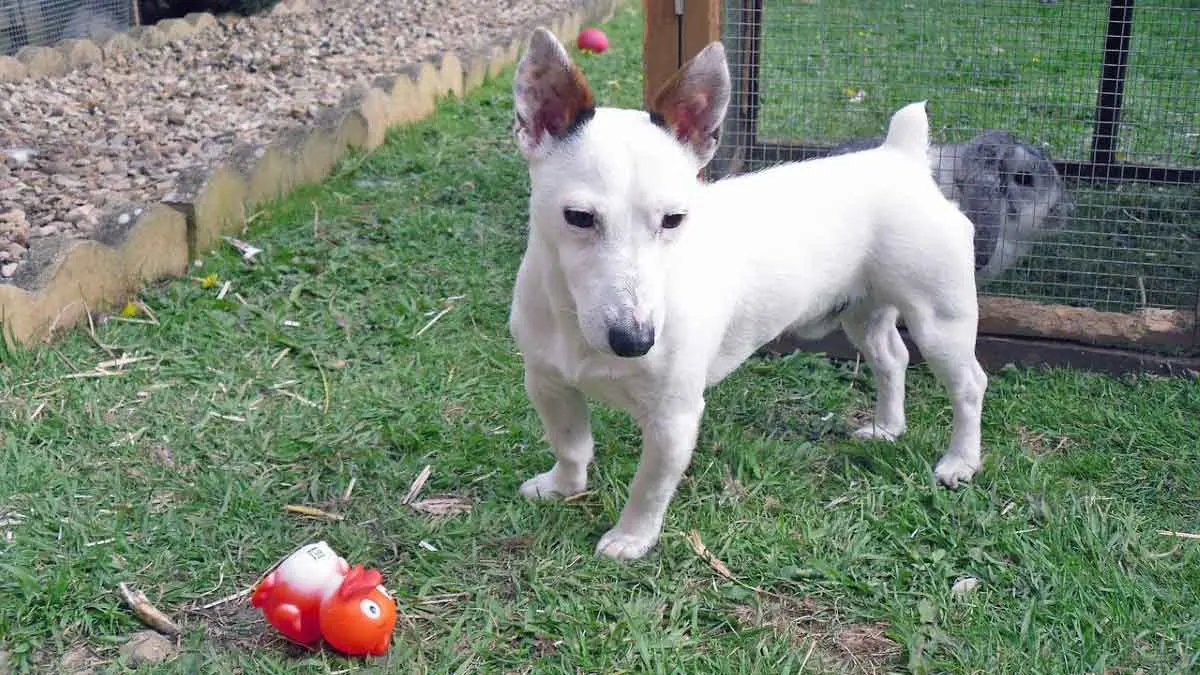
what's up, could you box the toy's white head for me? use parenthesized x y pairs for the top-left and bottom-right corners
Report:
(276, 540), (349, 596)
(513, 28), (730, 357)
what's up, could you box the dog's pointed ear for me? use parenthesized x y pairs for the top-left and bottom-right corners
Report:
(512, 28), (596, 159)
(651, 41), (731, 167)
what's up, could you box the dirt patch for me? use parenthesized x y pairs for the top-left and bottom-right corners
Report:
(531, 636), (559, 658)
(732, 596), (901, 674)
(149, 444), (177, 468)
(118, 630), (177, 667)
(46, 643), (104, 675)
(1015, 424), (1072, 455)
(189, 600), (303, 655)
(493, 533), (535, 556)
(845, 408), (873, 430)
(720, 465), (747, 503)
(731, 395), (854, 443)
(833, 622), (903, 673)
(441, 401), (468, 421)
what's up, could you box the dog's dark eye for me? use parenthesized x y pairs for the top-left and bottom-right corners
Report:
(661, 213), (686, 230)
(564, 209), (595, 229)
(1013, 171), (1034, 188)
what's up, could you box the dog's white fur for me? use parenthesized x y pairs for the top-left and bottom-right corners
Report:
(508, 29), (988, 560)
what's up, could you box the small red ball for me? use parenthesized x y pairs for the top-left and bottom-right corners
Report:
(577, 27), (609, 54)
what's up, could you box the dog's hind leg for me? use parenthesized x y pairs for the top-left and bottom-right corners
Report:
(519, 369), (593, 500)
(901, 304), (988, 488)
(841, 305), (909, 441)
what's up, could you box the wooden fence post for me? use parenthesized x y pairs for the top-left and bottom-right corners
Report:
(681, 0), (721, 68)
(643, 0), (721, 107)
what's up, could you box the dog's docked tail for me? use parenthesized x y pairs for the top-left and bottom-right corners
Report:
(882, 101), (930, 161)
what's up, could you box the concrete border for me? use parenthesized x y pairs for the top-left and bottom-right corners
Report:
(1, 0), (621, 347)
(6, 10), (218, 80)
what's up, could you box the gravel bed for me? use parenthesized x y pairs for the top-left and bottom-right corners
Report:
(0, 0), (565, 280)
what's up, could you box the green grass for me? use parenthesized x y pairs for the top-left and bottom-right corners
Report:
(745, 0), (1200, 312)
(2, 4), (1199, 673)
(756, 1), (1198, 163)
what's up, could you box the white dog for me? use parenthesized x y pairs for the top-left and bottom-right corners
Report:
(507, 28), (988, 561)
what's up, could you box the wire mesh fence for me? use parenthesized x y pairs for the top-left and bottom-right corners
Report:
(1, 0), (134, 55)
(712, 0), (1199, 316)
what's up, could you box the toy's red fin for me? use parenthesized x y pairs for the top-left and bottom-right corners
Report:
(336, 564), (384, 600)
(249, 572), (277, 607)
(271, 603), (304, 636)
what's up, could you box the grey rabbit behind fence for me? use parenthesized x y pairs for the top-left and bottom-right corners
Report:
(829, 129), (1073, 282)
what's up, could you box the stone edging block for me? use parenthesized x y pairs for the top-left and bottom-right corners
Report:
(185, 12), (220, 30)
(433, 53), (466, 100)
(16, 45), (68, 78)
(1, 11), (222, 84)
(0, 0), (626, 347)
(0, 205), (187, 346)
(231, 144), (291, 214)
(130, 25), (171, 49)
(0, 55), (28, 82)
(99, 32), (139, 59)
(464, 49), (493, 91)
(164, 166), (249, 258)
(157, 18), (198, 42)
(58, 39), (103, 69)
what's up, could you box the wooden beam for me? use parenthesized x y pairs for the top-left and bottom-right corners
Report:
(742, 142), (1200, 185)
(643, 0), (680, 107)
(769, 296), (1197, 352)
(643, 0), (721, 107)
(977, 296), (1196, 350)
(681, 0), (721, 64)
(763, 331), (1200, 378)
(759, 296), (1200, 377)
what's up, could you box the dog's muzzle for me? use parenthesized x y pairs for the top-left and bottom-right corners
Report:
(607, 322), (655, 358)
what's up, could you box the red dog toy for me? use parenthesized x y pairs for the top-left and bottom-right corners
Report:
(577, 27), (609, 54)
(251, 541), (397, 656)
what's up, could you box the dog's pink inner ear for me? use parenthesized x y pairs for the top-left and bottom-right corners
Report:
(648, 42), (729, 165)
(537, 99), (570, 138)
(652, 73), (723, 155)
(518, 62), (595, 145)
(666, 95), (710, 143)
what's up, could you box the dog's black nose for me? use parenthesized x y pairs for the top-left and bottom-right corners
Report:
(607, 323), (655, 357)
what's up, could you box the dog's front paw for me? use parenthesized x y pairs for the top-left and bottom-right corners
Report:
(518, 465), (585, 500)
(934, 453), (980, 488)
(853, 422), (905, 441)
(595, 527), (659, 561)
